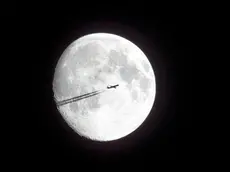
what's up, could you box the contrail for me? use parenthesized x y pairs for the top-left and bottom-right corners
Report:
(56, 89), (105, 107)
(57, 90), (101, 103)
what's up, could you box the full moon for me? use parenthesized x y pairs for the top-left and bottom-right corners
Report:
(53, 33), (156, 141)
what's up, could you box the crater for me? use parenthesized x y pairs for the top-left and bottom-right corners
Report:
(87, 95), (101, 110)
(119, 65), (140, 84)
(139, 77), (150, 91)
(108, 49), (128, 66)
(143, 61), (150, 73)
(69, 102), (79, 113)
(131, 90), (138, 100)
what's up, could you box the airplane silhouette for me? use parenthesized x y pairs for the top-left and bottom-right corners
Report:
(107, 84), (119, 89)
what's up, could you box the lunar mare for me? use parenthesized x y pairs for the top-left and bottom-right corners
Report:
(53, 33), (156, 141)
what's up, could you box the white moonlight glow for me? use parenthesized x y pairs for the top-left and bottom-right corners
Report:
(53, 33), (156, 141)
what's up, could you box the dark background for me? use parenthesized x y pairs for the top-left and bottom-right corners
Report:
(1, 12), (192, 168)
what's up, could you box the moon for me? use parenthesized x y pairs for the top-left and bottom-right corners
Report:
(53, 33), (156, 141)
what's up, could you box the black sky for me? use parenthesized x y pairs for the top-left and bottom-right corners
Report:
(1, 12), (192, 168)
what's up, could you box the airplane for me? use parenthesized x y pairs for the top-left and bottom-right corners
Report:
(107, 84), (119, 89)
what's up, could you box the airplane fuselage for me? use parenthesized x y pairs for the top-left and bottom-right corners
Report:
(107, 84), (119, 89)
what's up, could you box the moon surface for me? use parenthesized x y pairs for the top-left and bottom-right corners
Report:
(53, 33), (156, 141)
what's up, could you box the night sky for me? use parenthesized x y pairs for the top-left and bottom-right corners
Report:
(1, 12), (192, 168)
